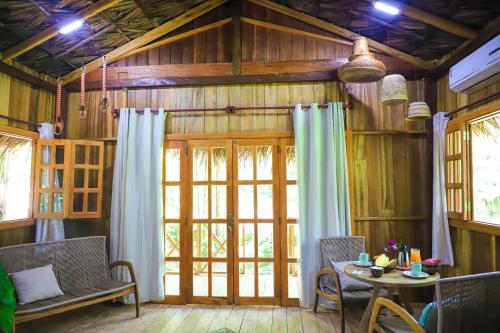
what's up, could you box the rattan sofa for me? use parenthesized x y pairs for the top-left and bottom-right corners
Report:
(0, 236), (139, 332)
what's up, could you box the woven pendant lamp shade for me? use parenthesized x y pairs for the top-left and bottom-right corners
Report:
(378, 74), (408, 106)
(338, 37), (386, 83)
(407, 102), (431, 120)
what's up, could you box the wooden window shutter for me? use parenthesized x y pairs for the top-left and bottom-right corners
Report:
(445, 122), (470, 220)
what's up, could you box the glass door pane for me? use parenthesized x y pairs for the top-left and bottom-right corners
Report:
(188, 140), (233, 304)
(233, 139), (279, 305)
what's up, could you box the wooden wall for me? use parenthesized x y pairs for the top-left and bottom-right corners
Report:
(64, 80), (432, 265)
(0, 72), (55, 246)
(437, 75), (500, 277)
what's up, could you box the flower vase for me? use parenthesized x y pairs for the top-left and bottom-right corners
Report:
(397, 246), (409, 267)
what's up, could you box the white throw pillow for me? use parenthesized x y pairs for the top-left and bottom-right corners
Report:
(331, 261), (373, 291)
(9, 264), (64, 304)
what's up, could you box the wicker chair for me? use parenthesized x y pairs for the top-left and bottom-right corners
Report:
(368, 271), (500, 333)
(314, 236), (375, 333)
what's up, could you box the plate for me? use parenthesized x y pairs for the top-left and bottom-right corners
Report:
(403, 271), (429, 279)
(353, 261), (372, 267)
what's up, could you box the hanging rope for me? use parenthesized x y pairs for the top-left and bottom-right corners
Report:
(53, 78), (64, 136)
(99, 56), (109, 112)
(79, 65), (87, 119)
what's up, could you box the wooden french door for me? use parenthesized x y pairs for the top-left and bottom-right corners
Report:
(163, 135), (299, 306)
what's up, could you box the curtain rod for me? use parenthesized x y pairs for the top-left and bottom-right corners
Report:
(445, 90), (500, 118)
(0, 114), (40, 128)
(111, 103), (351, 117)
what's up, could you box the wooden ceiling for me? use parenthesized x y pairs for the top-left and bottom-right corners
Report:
(0, 0), (498, 81)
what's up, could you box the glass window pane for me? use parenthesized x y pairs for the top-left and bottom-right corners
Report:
(256, 146), (272, 180)
(211, 223), (227, 258)
(74, 168), (85, 188)
(258, 262), (273, 297)
(55, 145), (65, 164)
(212, 147), (227, 181)
(287, 224), (299, 259)
(53, 192), (63, 213)
(212, 263), (227, 297)
(40, 168), (50, 189)
(239, 223), (254, 258)
(287, 184), (298, 219)
(88, 169), (98, 188)
(89, 145), (99, 165)
(193, 148), (208, 181)
(88, 193), (97, 212)
(193, 261), (208, 296)
(288, 263), (299, 298)
(239, 262), (255, 297)
(41, 145), (51, 165)
(54, 169), (64, 189)
(286, 146), (297, 180)
(165, 223), (180, 257)
(72, 192), (83, 212)
(212, 185), (226, 219)
(257, 185), (273, 219)
(193, 185), (208, 219)
(238, 185), (254, 219)
(165, 261), (180, 296)
(258, 223), (273, 258)
(238, 147), (253, 180)
(165, 148), (180, 181)
(39, 193), (49, 213)
(165, 186), (180, 219)
(193, 223), (208, 258)
(75, 145), (86, 164)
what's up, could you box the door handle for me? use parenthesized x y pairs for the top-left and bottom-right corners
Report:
(227, 213), (233, 232)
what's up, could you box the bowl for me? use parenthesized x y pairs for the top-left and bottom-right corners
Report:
(370, 266), (384, 278)
(422, 264), (439, 275)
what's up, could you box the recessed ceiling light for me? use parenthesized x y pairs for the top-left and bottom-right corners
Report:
(59, 19), (84, 34)
(373, 1), (400, 15)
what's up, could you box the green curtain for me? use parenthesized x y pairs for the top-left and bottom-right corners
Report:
(293, 102), (351, 307)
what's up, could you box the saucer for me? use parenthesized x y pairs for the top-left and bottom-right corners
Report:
(403, 271), (429, 279)
(353, 261), (372, 267)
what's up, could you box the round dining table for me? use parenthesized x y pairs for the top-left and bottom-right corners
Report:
(344, 264), (440, 333)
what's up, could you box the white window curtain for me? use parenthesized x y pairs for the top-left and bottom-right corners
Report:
(293, 102), (351, 308)
(35, 123), (65, 242)
(432, 112), (454, 266)
(110, 108), (166, 303)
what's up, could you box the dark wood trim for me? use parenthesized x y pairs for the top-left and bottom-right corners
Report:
(430, 16), (500, 79)
(232, 0), (242, 75)
(0, 61), (56, 92)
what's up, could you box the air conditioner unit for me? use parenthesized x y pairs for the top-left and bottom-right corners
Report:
(449, 34), (500, 93)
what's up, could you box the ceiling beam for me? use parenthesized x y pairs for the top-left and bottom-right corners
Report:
(0, 61), (57, 92)
(117, 18), (232, 61)
(249, 0), (435, 70)
(430, 15), (500, 79)
(64, 60), (343, 90)
(241, 17), (353, 46)
(369, 0), (477, 40)
(1, 0), (122, 61)
(62, 0), (228, 84)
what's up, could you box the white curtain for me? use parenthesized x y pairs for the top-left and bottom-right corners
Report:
(110, 108), (165, 303)
(294, 102), (351, 308)
(432, 112), (454, 266)
(35, 123), (65, 242)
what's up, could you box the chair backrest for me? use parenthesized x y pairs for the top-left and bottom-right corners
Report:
(319, 236), (365, 268)
(0, 236), (111, 292)
(436, 271), (500, 333)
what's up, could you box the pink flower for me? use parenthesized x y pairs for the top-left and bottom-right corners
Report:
(388, 239), (398, 250)
(383, 247), (388, 253)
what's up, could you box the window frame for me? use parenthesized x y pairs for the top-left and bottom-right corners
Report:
(446, 99), (500, 233)
(0, 125), (38, 230)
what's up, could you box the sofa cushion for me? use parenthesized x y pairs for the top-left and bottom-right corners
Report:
(15, 280), (134, 315)
(9, 265), (64, 304)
